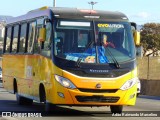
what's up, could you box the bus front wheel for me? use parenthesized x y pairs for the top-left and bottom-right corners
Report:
(45, 102), (57, 113)
(110, 105), (123, 114)
(39, 85), (57, 112)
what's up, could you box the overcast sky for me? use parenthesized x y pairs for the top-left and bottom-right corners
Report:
(0, 0), (160, 25)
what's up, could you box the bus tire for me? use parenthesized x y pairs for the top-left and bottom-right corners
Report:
(39, 84), (56, 112)
(39, 84), (46, 103)
(137, 93), (140, 97)
(13, 79), (17, 94)
(110, 105), (123, 114)
(45, 102), (56, 113)
(14, 80), (33, 105)
(16, 93), (33, 105)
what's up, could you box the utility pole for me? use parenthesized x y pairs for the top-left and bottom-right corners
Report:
(53, 0), (56, 7)
(88, 1), (98, 10)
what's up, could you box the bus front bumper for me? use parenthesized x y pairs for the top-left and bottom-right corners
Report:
(53, 84), (137, 106)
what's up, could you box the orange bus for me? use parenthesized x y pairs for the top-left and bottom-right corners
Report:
(2, 7), (140, 113)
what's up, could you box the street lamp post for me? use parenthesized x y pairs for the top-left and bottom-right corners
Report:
(53, 0), (56, 7)
(88, 1), (98, 10)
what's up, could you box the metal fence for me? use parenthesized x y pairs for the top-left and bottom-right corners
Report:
(137, 57), (160, 80)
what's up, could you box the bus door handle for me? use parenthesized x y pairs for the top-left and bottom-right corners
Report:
(33, 72), (35, 76)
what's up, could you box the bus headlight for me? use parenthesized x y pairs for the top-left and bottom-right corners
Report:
(120, 77), (138, 90)
(54, 75), (76, 89)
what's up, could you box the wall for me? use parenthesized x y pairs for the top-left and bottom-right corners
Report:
(137, 57), (160, 96)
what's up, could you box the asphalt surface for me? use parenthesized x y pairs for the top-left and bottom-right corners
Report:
(0, 82), (160, 120)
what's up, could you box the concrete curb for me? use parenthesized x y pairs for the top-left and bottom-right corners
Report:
(138, 95), (160, 100)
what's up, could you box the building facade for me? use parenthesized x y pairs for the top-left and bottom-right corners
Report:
(0, 22), (5, 38)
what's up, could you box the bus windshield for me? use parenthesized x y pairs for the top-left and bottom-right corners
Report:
(54, 20), (135, 64)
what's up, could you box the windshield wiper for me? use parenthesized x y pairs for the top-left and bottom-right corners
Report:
(105, 47), (120, 69)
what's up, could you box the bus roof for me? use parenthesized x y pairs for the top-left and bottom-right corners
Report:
(51, 7), (128, 21)
(6, 7), (129, 25)
(6, 8), (52, 25)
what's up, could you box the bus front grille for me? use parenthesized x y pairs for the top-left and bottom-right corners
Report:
(78, 88), (118, 93)
(75, 96), (120, 103)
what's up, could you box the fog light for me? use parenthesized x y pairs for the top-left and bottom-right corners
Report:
(58, 92), (65, 98)
(129, 93), (135, 99)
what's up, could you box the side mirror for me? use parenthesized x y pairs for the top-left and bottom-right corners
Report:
(134, 31), (140, 46)
(38, 28), (46, 42)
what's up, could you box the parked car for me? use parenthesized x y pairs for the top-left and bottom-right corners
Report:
(0, 67), (2, 82)
(137, 79), (141, 96)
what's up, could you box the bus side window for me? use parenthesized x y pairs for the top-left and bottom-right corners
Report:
(41, 22), (52, 57)
(5, 27), (12, 53)
(19, 23), (27, 53)
(12, 25), (19, 53)
(54, 31), (65, 56)
(35, 18), (44, 54)
(27, 21), (36, 53)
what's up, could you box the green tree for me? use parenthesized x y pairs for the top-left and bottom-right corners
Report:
(141, 23), (160, 56)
